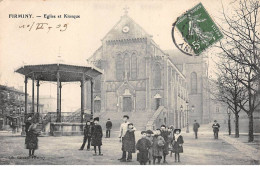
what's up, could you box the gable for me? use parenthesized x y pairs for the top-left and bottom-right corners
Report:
(102, 15), (151, 41)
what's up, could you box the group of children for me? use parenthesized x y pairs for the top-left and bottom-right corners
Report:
(79, 114), (184, 164)
(118, 116), (184, 165)
(136, 126), (184, 165)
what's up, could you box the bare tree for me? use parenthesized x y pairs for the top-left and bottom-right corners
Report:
(220, 0), (260, 76)
(218, 0), (260, 142)
(212, 58), (246, 138)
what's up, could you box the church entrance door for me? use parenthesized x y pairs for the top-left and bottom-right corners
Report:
(123, 97), (132, 112)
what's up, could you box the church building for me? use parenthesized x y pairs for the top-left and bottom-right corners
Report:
(86, 11), (209, 130)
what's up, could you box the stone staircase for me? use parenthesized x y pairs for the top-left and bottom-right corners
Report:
(146, 106), (165, 130)
(129, 111), (154, 131)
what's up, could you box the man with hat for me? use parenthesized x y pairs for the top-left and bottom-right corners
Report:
(212, 120), (220, 139)
(105, 118), (112, 138)
(193, 120), (200, 139)
(91, 117), (103, 156)
(118, 115), (136, 162)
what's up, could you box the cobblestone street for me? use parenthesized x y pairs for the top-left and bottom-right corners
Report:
(0, 124), (259, 165)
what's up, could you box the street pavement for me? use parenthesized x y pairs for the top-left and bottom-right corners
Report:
(0, 124), (259, 165)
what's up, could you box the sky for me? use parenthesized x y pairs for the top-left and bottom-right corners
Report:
(0, 0), (232, 112)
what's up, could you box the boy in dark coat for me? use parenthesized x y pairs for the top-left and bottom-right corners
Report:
(105, 118), (112, 138)
(172, 129), (184, 162)
(146, 130), (154, 164)
(193, 120), (200, 139)
(79, 121), (92, 150)
(136, 131), (151, 165)
(212, 120), (220, 139)
(160, 125), (170, 163)
(91, 117), (103, 156)
(122, 123), (136, 162)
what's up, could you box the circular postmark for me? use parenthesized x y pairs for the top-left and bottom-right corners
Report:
(171, 16), (197, 56)
(172, 3), (223, 56)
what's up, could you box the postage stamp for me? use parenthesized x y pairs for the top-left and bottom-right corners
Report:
(175, 3), (223, 55)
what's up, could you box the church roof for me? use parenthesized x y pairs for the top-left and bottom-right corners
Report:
(102, 14), (152, 41)
(165, 49), (203, 65)
(88, 14), (153, 61)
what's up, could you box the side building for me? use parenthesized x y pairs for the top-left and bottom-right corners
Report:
(0, 85), (44, 130)
(165, 50), (211, 124)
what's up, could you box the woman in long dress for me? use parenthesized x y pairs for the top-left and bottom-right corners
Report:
(25, 121), (40, 157)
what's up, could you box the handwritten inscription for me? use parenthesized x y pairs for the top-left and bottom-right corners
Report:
(18, 22), (68, 33)
(9, 14), (78, 33)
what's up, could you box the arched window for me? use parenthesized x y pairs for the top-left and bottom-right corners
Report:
(191, 72), (197, 94)
(116, 54), (124, 80)
(124, 53), (130, 79)
(131, 52), (137, 79)
(153, 63), (161, 88)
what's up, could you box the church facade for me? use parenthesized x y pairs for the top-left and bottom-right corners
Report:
(86, 12), (209, 129)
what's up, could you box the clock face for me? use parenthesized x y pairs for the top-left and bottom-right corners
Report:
(122, 26), (129, 33)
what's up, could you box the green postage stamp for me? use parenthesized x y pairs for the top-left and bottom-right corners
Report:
(176, 3), (223, 55)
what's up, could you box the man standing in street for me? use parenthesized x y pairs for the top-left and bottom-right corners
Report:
(212, 120), (220, 139)
(118, 115), (136, 162)
(105, 118), (112, 138)
(193, 120), (200, 139)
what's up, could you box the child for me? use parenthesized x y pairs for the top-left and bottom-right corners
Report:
(152, 129), (165, 164)
(136, 131), (151, 165)
(79, 120), (92, 151)
(122, 123), (136, 162)
(146, 130), (154, 164)
(168, 126), (174, 157)
(160, 125), (170, 163)
(91, 117), (103, 156)
(172, 129), (184, 162)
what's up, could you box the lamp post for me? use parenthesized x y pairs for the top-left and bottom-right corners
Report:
(227, 107), (231, 135)
(180, 105), (183, 129)
(180, 102), (195, 133)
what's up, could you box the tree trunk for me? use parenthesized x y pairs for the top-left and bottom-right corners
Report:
(248, 114), (254, 142)
(228, 117), (231, 135)
(235, 114), (239, 138)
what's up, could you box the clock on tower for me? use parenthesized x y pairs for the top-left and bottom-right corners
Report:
(122, 26), (129, 33)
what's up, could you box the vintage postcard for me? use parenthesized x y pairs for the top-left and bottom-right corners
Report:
(0, 0), (259, 166)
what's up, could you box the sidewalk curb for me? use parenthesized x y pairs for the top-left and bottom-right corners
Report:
(220, 135), (260, 161)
